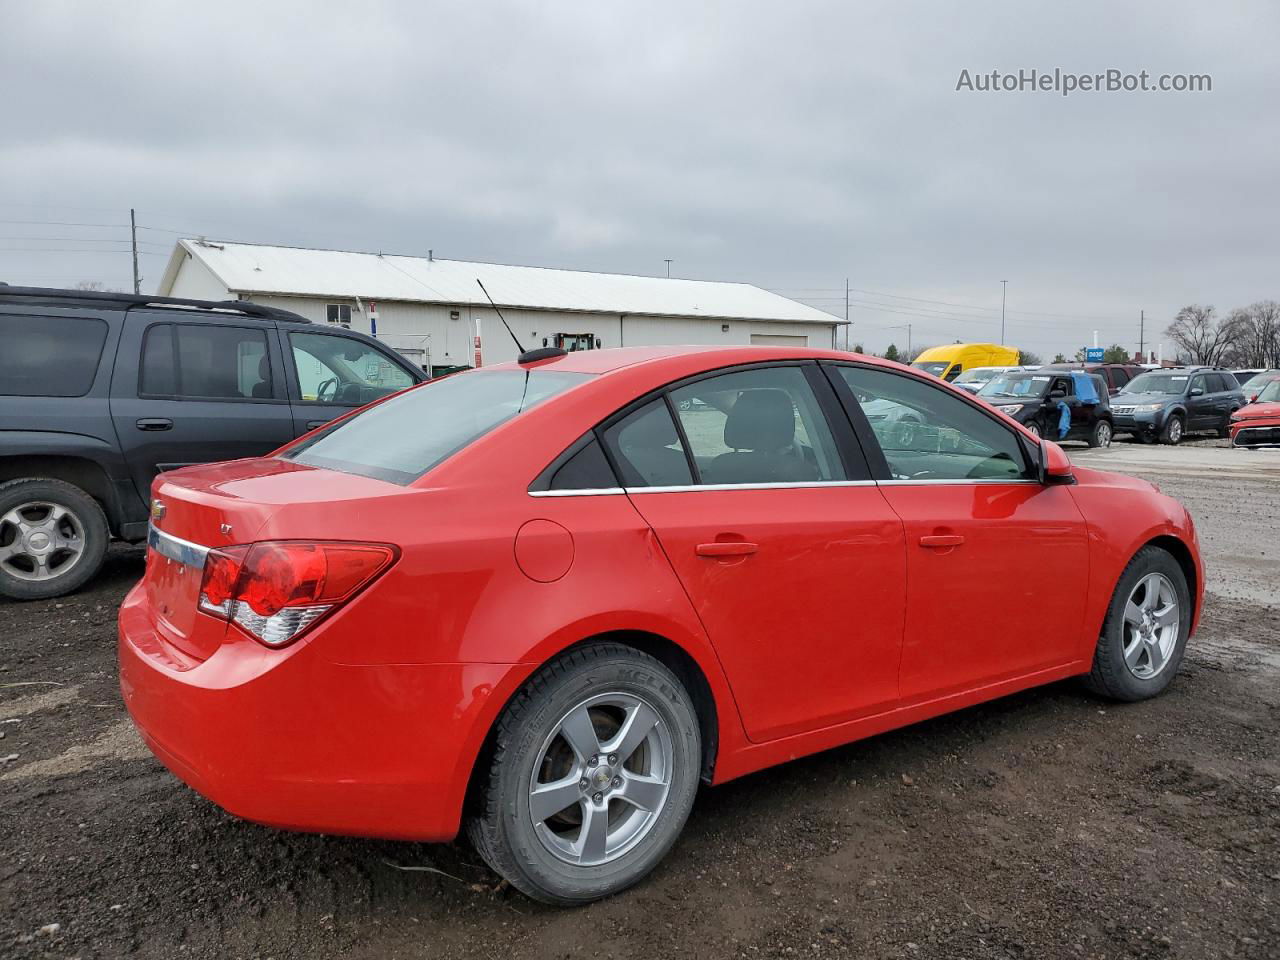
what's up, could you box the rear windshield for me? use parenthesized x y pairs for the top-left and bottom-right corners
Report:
(284, 369), (590, 484)
(0, 313), (108, 397)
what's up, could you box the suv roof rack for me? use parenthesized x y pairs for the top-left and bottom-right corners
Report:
(0, 285), (311, 324)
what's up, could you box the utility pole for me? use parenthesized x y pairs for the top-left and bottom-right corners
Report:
(1000, 280), (1008, 344)
(664, 259), (672, 278)
(907, 323), (912, 357)
(1139, 309), (1145, 360)
(130, 208), (140, 294)
(844, 277), (850, 351)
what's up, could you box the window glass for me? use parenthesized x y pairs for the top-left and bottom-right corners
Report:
(1206, 373), (1228, 392)
(1220, 372), (1239, 389)
(601, 400), (693, 488)
(1122, 372), (1189, 395)
(290, 332), (415, 404)
(669, 366), (845, 484)
(286, 369), (588, 484)
(547, 437), (617, 490)
(1110, 367), (1131, 387)
(1190, 375), (1208, 394)
(838, 366), (1031, 482)
(0, 314), (107, 397)
(140, 323), (272, 400)
(325, 304), (352, 327)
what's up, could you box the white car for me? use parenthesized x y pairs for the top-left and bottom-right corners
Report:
(951, 365), (1028, 394)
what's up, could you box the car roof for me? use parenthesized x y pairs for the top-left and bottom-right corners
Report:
(483, 345), (893, 377)
(0, 284), (310, 324)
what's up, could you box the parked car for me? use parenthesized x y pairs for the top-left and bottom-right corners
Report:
(0, 285), (425, 600)
(119, 345), (1201, 905)
(951, 365), (1026, 394)
(1041, 361), (1143, 396)
(1111, 367), (1245, 444)
(1238, 370), (1280, 402)
(909, 343), (1020, 382)
(1230, 376), (1280, 449)
(976, 370), (1114, 446)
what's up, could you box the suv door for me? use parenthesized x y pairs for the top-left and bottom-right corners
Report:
(1185, 373), (1215, 429)
(282, 329), (420, 436)
(600, 363), (907, 743)
(109, 311), (296, 504)
(827, 363), (1090, 700)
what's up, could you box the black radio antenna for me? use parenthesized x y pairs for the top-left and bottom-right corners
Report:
(475, 279), (526, 355)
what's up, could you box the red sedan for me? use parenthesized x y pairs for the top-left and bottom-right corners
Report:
(119, 346), (1202, 904)
(1230, 376), (1280, 448)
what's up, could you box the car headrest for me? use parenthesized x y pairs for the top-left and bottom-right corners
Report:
(621, 406), (681, 449)
(258, 355), (271, 380)
(723, 389), (795, 451)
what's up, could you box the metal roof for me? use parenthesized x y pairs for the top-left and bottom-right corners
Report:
(158, 240), (841, 326)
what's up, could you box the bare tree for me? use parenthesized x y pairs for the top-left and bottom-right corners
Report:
(1164, 306), (1235, 366)
(71, 280), (121, 293)
(1223, 301), (1280, 367)
(1017, 349), (1042, 366)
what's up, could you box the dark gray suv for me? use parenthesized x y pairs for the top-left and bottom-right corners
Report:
(1111, 367), (1245, 444)
(0, 285), (425, 599)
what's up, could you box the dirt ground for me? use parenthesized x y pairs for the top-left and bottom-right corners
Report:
(2, 438), (1278, 960)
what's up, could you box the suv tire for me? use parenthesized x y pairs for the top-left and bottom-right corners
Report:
(467, 643), (701, 905)
(1217, 413), (1236, 439)
(0, 478), (110, 601)
(1083, 546), (1191, 702)
(1088, 419), (1113, 448)
(1160, 414), (1184, 445)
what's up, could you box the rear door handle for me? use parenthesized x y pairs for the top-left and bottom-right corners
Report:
(696, 541), (759, 558)
(135, 418), (173, 431)
(919, 535), (965, 548)
(306, 419), (331, 430)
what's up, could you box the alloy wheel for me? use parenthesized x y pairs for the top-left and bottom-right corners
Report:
(1096, 421), (1113, 447)
(528, 692), (673, 867)
(1121, 572), (1180, 679)
(1168, 418), (1183, 443)
(0, 501), (86, 582)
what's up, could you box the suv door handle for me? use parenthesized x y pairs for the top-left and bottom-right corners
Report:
(135, 418), (173, 431)
(920, 534), (965, 548)
(306, 419), (331, 430)
(696, 541), (758, 558)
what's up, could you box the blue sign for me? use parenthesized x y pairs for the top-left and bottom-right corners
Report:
(1085, 347), (1105, 362)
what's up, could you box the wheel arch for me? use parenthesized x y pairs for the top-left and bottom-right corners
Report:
(0, 456), (123, 532)
(1142, 533), (1199, 625)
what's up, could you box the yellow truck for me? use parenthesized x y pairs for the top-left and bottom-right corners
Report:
(910, 343), (1021, 382)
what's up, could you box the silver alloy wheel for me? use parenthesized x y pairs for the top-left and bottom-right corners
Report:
(1121, 572), (1180, 679)
(528, 692), (673, 867)
(1096, 421), (1113, 447)
(1167, 418), (1183, 443)
(0, 501), (86, 582)
(1026, 421), (1042, 437)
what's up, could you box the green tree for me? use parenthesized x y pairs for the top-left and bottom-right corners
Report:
(1102, 344), (1131, 363)
(883, 343), (900, 362)
(1017, 349), (1042, 366)
(852, 342), (864, 354)
(1052, 353), (1067, 363)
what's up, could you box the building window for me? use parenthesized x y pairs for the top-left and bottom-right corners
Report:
(326, 304), (352, 327)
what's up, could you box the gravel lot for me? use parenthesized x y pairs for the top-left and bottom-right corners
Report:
(2, 438), (1278, 959)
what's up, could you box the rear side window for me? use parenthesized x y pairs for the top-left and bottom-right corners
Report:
(544, 437), (617, 491)
(140, 324), (273, 400)
(0, 313), (107, 397)
(1110, 368), (1131, 388)
(600, 400), (694, 488)
(286, 369), (589, 484)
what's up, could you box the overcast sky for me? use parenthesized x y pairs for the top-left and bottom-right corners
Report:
(2, 1), (1277, 358)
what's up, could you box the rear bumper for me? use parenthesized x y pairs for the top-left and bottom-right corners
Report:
(118, 583), (521, 841)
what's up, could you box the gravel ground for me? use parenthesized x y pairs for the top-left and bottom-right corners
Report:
(2, 439), (1278, 960)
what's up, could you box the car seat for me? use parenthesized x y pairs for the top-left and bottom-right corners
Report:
(707, 389), (818, 483)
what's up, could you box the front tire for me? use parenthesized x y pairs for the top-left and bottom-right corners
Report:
(1088, 419), (1113, 448)
(0, 478), (109, 601)
(1161, 414), (1184, 445)
(1024, 420), (1042, 439)
(1083, 546), (1191, 702)
(467, 643), (701, 905)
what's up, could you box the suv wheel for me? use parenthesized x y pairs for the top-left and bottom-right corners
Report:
(1218, 413), (1236, 439)
(467, 643), (701, 905)
(0, 478), (109, 601)
(1024, 420), (1042, 438)
(1160, 414), (1184, 445)
(1088, 419), (1113, 448)
(1083, 546), (1191, 701)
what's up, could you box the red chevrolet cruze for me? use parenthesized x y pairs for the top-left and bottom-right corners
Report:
(119, 346), (1202, 904)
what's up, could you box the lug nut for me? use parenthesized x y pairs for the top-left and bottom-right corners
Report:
(579, 779), (588, 789)
(588, 756), (599, 767)
(592, 792), (604, 804)
(607, 754), (618, 764)
(611, 777), (621, 787)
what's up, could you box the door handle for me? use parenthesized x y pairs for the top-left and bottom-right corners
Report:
(135, 418), (173, 431)
(919, 534), (965, 548)
(696, 541), (758, 558)
(306, 419), (331, 430)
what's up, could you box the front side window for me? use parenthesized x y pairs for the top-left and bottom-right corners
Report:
(140, 323), (272, 400)
(668, 366), (846, 484)
(839, 366), (1031, 482)
(290, 332), (415, 404)
(286, 369), (588, 484)
(0, 313), (107, 398)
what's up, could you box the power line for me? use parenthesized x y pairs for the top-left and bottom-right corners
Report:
(770, 284), (1133, 323)
(0, 218), (128, 228)
(0, 247), (166, 255)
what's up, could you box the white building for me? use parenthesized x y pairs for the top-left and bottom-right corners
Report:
(157, 240), (843, 371)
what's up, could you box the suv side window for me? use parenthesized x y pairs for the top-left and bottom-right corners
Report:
(668, 366), (847, 485)
(289, 332), (415, 404)
(139, 323), (273, 400)
(1110, 367), (1131, 389)
(0, 313), (108, 398)
(1206, 373), (1229, 392)
(1189, 374), (1208, 395)
(836, 366), (1032, 482)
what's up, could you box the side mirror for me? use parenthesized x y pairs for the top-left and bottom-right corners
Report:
(1190, 387), (1204, 396)
(1040, 439), (1074, 485)
(1250, 394), (1259, 403)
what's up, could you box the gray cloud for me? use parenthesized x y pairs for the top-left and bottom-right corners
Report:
(2, 0), (1277, 357)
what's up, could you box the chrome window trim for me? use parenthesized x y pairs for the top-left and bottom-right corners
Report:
(147, 524), (210, 570)
(877, 478), (1039, 486)
(626, 480), (879, 494)
(528, 487), (626, 498)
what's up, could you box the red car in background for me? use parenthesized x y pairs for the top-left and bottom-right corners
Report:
(1230, 376), (1280, 448)
(119, 345), (1202, 905)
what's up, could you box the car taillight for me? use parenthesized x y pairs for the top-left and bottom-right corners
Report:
(197, 541), (397, 647)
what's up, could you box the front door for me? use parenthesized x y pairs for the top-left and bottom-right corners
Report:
(110, 312), (296, 504)
(283, 329), (419, 437)
(600, 364), (906, 742)
(1185, 373), (1215, 430)
(829, 363), (1091, 701)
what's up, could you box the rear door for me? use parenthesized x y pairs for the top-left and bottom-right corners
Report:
(601, 363), (907, 743)
(109, 311), (296, 503)
(827, 362), (1090, 701)
(1185, 373), (1215, 429)
(281, 329), (420, 437)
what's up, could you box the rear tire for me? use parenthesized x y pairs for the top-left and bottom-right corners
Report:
(1217, 414), (1236, 439)
(467, 643), (701, 905)
(1160, 415), (1184, 445)
(0, 478), (109, 601)
(1083, 546), (1191, 702)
